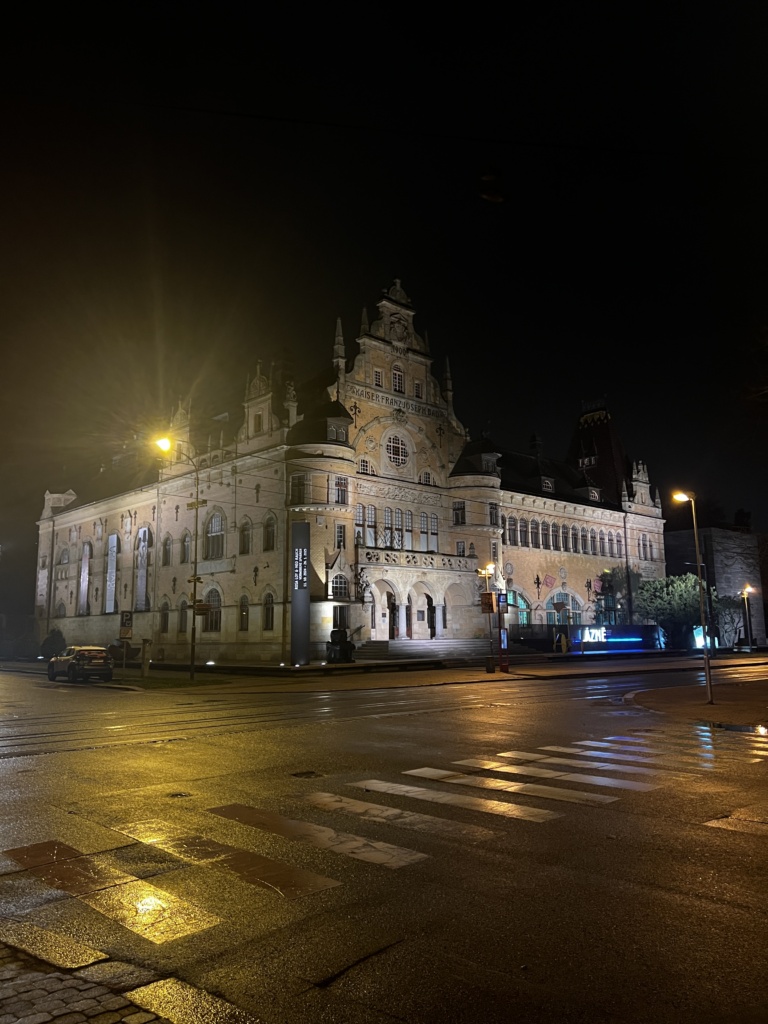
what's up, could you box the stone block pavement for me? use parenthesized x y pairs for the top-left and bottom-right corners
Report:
(0, 934), (260, 1023)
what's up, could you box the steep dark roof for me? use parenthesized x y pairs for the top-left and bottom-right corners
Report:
(565, 400), (632, 505)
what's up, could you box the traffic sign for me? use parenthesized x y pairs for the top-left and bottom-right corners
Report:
(119, 610), (133, 638)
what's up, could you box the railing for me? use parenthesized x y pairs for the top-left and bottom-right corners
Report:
(356, 546), (475, 572)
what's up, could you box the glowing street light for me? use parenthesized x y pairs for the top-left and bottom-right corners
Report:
(156, 437), (206, 681)
(741, 584), (754, 651)
(477, 562), (496, 663)
(672, 490), (713, 703)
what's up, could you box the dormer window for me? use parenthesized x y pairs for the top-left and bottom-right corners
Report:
(481, 455), (498, 473)
(542, 478), (554, 492)
(589, 488), (600, 501)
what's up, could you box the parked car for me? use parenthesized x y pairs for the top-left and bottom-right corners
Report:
(47, 645), (114, 683)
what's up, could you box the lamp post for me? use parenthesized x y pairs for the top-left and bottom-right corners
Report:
(477, 562), (496, 660)
(156, 438), (206, 681)
(672, 491), (714, 703)
(742, 585), (754, 651)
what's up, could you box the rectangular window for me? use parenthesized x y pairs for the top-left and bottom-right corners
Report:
(335, 524), (346, 549)
(335, 476), (348, 504)
(290, 474), (306, 504)
(491, 541), (498, 561)
(452, 501), (466, 525)
(253, 413), (263, 435)
(374, 369), (382, 388)
(489, 502), (499, 526)
(457, 541), (466, 556)
(333, 604), (350, 629)
(414, 381), (423, 399)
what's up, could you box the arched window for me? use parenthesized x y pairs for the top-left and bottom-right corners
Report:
(546, 591), (582, 625)
(608, 531), (615, 557)
(551, 522), (560, 551)
(59, 549), (70, 564)
(105, 533), (120, 613)
(507, 590), (531, 626)
(239, 521), (251, 555)
(160, 601), (169, 633)
(181, 531), (191, 564)
(78, 541), (92, 616)
(355, 503), (364, 526)
(641, 534), (649, 560)
(203, 590), (221, 632)
(430, 513), (438, 550)
(179, 599), (188, 634)
(649, 537), (655, 560)
(561, 524), (569, 551)
(383, 507), (393, 547)
(263, 515), (276, 552)
(162, 536), (172, 566)
(134, 526), (152, 612)
(541, 521), (550, 549)
(239, 595), (249, 631)
(508, 517), (518, 546)
(205, 513), (225, 560)
(405, 510), (413, 548)
(392, 364), (405, 394)
(599, 530), (606, 556)
(331, 574), (349, 599)
(616, 534), (623, 558)
(263, 592), (274, 631)
(590, 529), (598, 555)
(530, 520), (540, 549)
(580, 527), (588, 553)
(394, 508), (403, 549)
(519, 518), (529, 547)
(56, 602), (66, 617)
(420, 512), (428, 552)
(420, 471), (432, 485)
(572, 526), (580, 552)
(366, 505), (376, 547)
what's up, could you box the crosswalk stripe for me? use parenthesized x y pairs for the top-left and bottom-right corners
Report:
(402, 767), (618, 805)
(208, 803), (428, 869)
(542, 745), (659, 763)
(495, 750), (672, 776)
(348, 779), (562, 820)
(454, 758), (657, 792)
(305, 792), (496, 842)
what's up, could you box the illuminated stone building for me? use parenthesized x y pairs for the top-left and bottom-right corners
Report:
(34, 282), (666, 663)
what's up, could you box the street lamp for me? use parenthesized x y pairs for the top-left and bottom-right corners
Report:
(672, 491), (714, 703)
(156, 438), (206, 681)
(477, 562), (496, 660)
(741, 585), (754, 651)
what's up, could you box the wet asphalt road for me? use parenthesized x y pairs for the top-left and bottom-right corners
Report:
(0, 657), (766, 1023)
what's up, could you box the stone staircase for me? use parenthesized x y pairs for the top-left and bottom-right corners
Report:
(353, 638), (537, 664)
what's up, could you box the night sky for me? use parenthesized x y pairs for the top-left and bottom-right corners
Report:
(3, 8), (768, 613)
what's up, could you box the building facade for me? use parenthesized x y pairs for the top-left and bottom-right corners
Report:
(665, 525), (766, 648)
(35, 282), (667, 662)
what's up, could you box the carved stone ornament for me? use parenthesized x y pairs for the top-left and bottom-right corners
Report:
(365, 435), (377, 451)
(393, 408), (407, 423)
